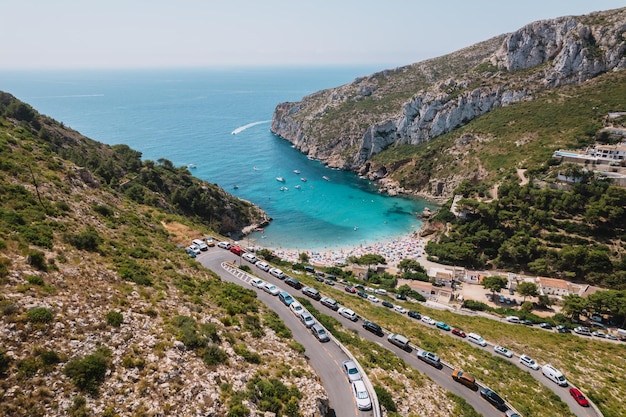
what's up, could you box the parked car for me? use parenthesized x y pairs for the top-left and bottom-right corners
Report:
(452, 328), (466, 338)
(452, 369), (476, 389)
(311, 324), (330, 343)
(229, 245), (242, 256)
(188, 245), (201, 255)
(542, 364), (568, 386)
(569, 387), (589, 407)
(367, 295), (379, 303)
(242, 252), (257, 263)
(422, 316), (436, 325)
(556, 325), (570, 333)
(382, 300), (393, 308)
(250, 278), (264, 288)
(217, 241), (231, 249)
(539, 322), (553, 329)
(186, 247), (197, 257)
(342, 360), (362, 382)
(269, 267), (285, 279)
(505, 410), (521, 417)
(388, 333), (410, 350)
(255, 261), (270, 272)
(344, 286), (357, 293)
(324, 279), (335, 286)
(521, 319), (534, 326)
(394, 305), (407, 314)
(395, 293), (407, 300)
(262, 283), (279, 296)
(362, 320), (384, 336)
(480, 388), (506, 411)
(606, 333), (618, 340)
(299, 311), (316, 328)
(574, 326), (592, 336)
(284, 277), (302, 290)
(592, 330), (606, 338)
(278, 291), (294, 306)
(351, 380), (372, 411)
(338, 307), (358, 322)
(357, 291), (368, 299)
(408, 310), (421, 320)
(436, 321), (451, 331)
(289, 302), (304, 316)
(494, 345), (513, 358)
(192, 239), (208, 251)
(374, 288), (387, 295)
(416, 349), (442, 368)
(320, 297), (339, 311)
(301, 287), (321, 301)
(204, 237), (215, 247)
(506, 316), (520, 324)
(519, 354), (540, 370)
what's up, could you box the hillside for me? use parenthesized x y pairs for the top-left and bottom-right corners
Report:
(0, 93), (324, 416)
(270, 7), (626, 201)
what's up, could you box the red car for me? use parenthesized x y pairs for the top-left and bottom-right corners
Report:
(569, 388), (589, 407)
(452, 328), (466, 338)
(229, 245), (242, 256)
(344, 286), (357, 293)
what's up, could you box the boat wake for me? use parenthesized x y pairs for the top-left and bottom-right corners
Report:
(231, 120), (271, 135)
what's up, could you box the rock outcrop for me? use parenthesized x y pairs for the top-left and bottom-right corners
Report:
(271, 7), (626, 200)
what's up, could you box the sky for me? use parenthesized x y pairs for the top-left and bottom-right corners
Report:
(1, 0), (624, 70)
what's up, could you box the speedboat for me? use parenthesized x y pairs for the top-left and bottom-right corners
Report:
(280, 186), (288, 191)
(233, 185), (239, 189)
(294, 185), (301, 189)
(276, 176), (285, 182)
(187, 163), (196, 169)
(300, 177), (307, 182)
(322, 176), (330, 181)
(293, 169), (301, 174)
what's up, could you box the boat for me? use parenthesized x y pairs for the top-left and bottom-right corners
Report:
(293, 169), (301, 174)
(187, 163), (197, 169)
(233, 185), (239, 189)
(280, 186), (288, 191)
(276, 176), (285, 182)
(300, 177), (307, 182)
(294, 185), (301, 189)
(322, 176), (330, 181)
(253, 166), (259, 171)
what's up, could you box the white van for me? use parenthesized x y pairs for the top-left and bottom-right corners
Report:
(506, 316), (520, 324)
(542, 364), (568, 386)
(192, 239), (208, 251)
(467, 333), (487, 347)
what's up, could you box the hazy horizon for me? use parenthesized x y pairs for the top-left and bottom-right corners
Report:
(2, 1), (623, 70)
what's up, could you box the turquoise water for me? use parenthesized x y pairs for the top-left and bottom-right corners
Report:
(0, 68), (435, 250)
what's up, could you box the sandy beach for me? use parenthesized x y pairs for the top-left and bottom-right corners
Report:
(263, 232), (428, 267)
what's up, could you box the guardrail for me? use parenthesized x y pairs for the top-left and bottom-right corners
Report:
(221, 262), (381, 417)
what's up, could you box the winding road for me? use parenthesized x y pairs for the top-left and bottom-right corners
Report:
(197, 246), (598, 417)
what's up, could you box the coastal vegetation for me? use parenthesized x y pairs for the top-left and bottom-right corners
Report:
(0, 92), (318, 416)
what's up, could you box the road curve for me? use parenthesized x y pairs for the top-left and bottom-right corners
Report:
(198, 249), (373, 417)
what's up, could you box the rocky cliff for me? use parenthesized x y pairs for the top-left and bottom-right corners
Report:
(271, 7), (626, 200)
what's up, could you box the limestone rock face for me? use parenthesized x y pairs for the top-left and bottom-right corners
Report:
(270, 7), (626, 199)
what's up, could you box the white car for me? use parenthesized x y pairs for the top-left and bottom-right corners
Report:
(519, 354), (540, 370)
(351, 380), (372, 411)
(289, 302), (304, 316)
(394, 305), (407, 314)
(367, 295), (379, 303)
(365, 287), (375, 293)
(494, 345), (513, 358)
(188, 245), (201, 255)
(374, 288), (387, 295)
(422, 316), (436, 325)
(255, 261), (270, 272)
(217, 241), (231, 249)
(592, 331), (606, 338)
(342, 360), (362, 382)
(250, 278), (264, 288)
(242, 253), (257, 263)
(338, 307), (358, 322)
(262, 283), (280, 296)
(269, 267), (285, 279)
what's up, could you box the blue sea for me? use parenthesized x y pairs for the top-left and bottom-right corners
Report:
(0, 67), (435, 250)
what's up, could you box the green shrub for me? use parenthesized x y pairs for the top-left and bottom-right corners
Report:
(0, 299), (18, 316)
(0, 348), (11, 375)
(26, 275), (45, 286)
(105, 311), (124, 327)
(64, 228), (102, 251)
(27, 307), (53, 323)
(63, 349), (110, 393)
(263, 311), (292, 338)
(374, 385), (397, 412)
(27, 250), (48, 271)
(68, 395), (89, 417)
(17, 357), (41, 377)
(202, 344), (228, 366)
(0, 257), (11, 278)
